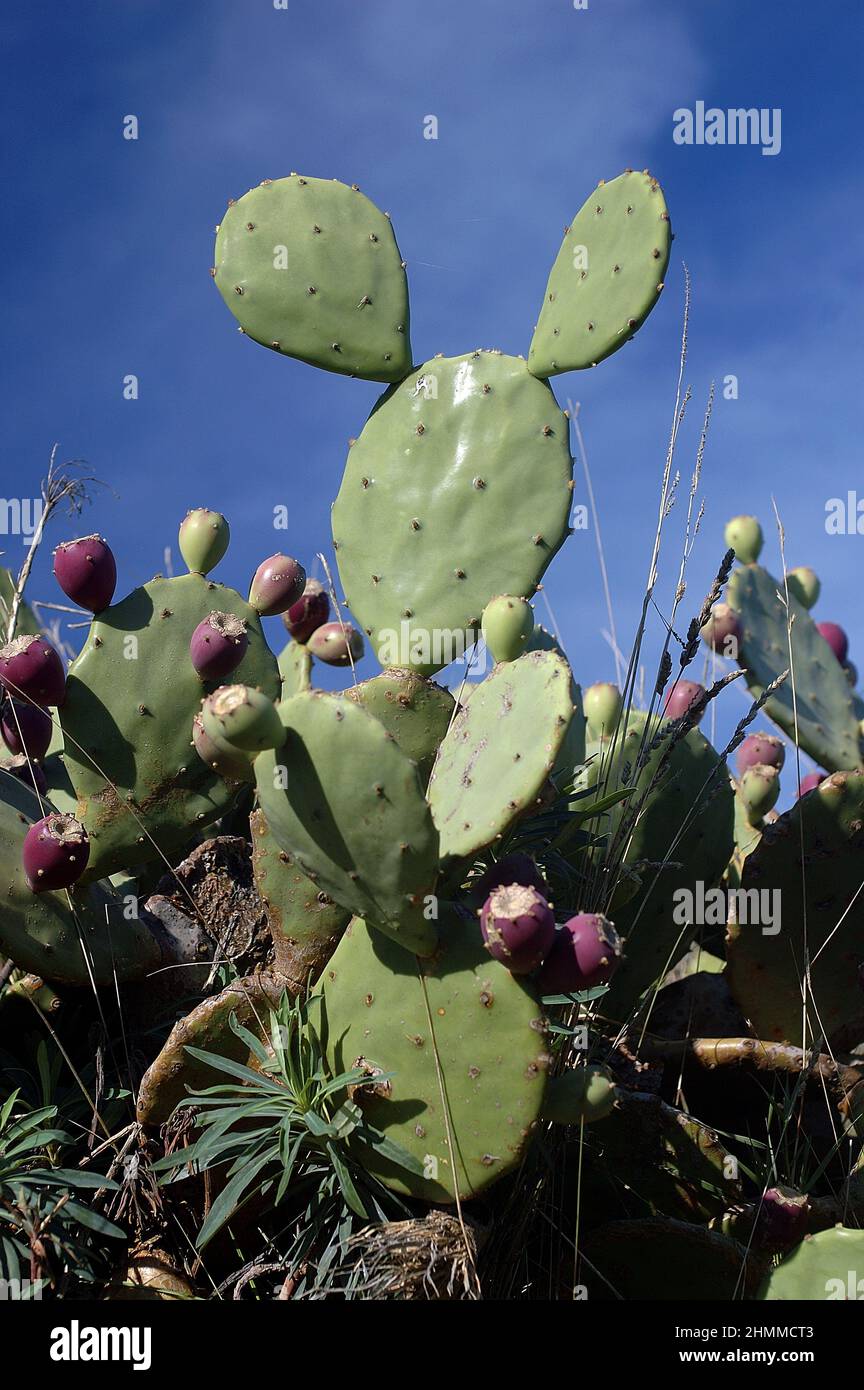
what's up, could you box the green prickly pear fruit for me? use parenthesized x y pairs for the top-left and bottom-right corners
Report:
(191, 712), (253, 783)
(584, 682), (623, 738)
(481, 595), (534, 664)
(724, 515), (763, 565)
(306, 621), (364, 667)
(201, 684), (284, 753)
(785, 566), (820, 610)
(542, 1064), (617, 1124)
(740, 763), (780, 827)
(178, 509), (230, 576)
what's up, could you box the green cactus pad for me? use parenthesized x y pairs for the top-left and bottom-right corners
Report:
(525, 626), (586, 784)
(727, 563), (861, 772)
(59, 574), (280, 882)
(255, 691), (439, 955)
(332, 351), (574, 676)
(250, 807), (349, 989)
(528, 170), (670, 378)
(278, 640), (312, 698)
(213, 175), (411, 383)
(579, 710), (734, 1015)
(0, 796), (160, 985)
(427, 650), (574, 863)
(344, 668), (455, 786)
(757, 1226), (864, 1300)
(320, 912), (549, 1203)
(727, 771), (864, 1046)
(583, 1218), (763, 1300)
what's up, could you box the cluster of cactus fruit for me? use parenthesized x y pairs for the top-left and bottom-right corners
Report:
(3, 162), (864, 1299)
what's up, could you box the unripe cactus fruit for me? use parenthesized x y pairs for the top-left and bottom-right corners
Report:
(584, 682), (623, 738)
(538, 912), (622, 995)
(481, 595), (534, 664)
(282, 578), (330, 643)
(736, 732), (785, 776)
(200, 684), (285, 753)
(191, 712), (253, 782)
(0, 636), (66, 707)
(797, 771), (826, 798)
(306, 621), (364, 667)
(724, 515), (763, 565)
(189, 611), (249, 681)
(472, 852), (548, 900)
(0, 700), (52, 760)
(542, 1064), (617, 1124)
(248, 554), (306, 617)
(178, 508), (230, 576)
(700, 602), (741, 656)
(662, 679), (705, 724)
(740, 763), (781, 827)
(22, 812), (90, 892)
(785, 566), (821, 610)
(816, 621), (848, 665)
(52, 534), (116, 612)
(479, 883), (556, 975)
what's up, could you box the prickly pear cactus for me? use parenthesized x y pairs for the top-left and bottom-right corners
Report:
(525, 625), (586, 783)
(278, 639), (312, 697)
(727, 771), (864, 1046)
(255, 691), (440, 955)
(528, 170), (671, 378)
(580, 709), (734, 1014)
(332, 351), (574, 675)
(250, 807), (349, 989)
(727, 562), (861, 773)
(427, 650), (574, 863)
(757, 1226), (864, 1300)
(344, 668), (455, 785)
(320, 911), (549, 1203)
(0, 795), (160, 984)
(213, 175), (412, 382)
(59, 573), (280, 881)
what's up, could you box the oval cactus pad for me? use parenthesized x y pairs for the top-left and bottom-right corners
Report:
(427, 650), (574, 862)
(332, 351), (574, 675)
(213, 175), (412, 382)
(528, 170), (670, 378)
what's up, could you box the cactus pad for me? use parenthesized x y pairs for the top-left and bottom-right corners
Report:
(344, 668), (455, 785)
(320, 912), (549, 1202)
(427, 650), (574, 863)
(332, 351), (574, 675)
(278, 639), (312, 698)
(757, 1226), (864, 1300)
(528, 170), (671, 378)
(727, 563), (861, 772)
(213, 175), (411, 382)
(727, 771), (864, 1046)
(59, 574), (279, 881)
(255, 691), (439, 955)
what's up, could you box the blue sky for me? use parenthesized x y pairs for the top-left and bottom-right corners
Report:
(1, 0), (862, 784)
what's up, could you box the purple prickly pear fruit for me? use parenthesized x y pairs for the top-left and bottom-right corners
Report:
(3, 755), (48, 797)
(52, 534), (117, 612)
(282, 579), (330, 643)
(248, 554), (306, 617)
(479, 884), (556, 975)
(191, 713), (253, 782)
(0, 700), (52, 760)
(473, 853), (548, 899)
(798, 771), (826, 798)
(785, 567), (820, 610)
(739, 764), (780, 827)
(0, 636), (66, 708)
(755, 1186), (811, 1251)
(584, 682), (623, 739)
(538, 913), (622, 995)
(662, 680), (705, 724)
(178, 508), (230, 576)
(736, 733), (785, 776)
(700, 602), (741, 657)
(816, 621), (848, 665)
(22, 812), (90, 892)
(306, 621), (364, 667)
(189, 611), (249, 681)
